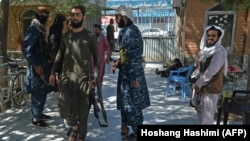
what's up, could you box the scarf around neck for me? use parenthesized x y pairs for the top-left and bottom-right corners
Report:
(30, 19), (47, 37)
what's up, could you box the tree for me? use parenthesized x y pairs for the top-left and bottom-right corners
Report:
(40, 0), (102, 19)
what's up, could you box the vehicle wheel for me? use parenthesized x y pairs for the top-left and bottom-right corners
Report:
(11, 71), (30, 107)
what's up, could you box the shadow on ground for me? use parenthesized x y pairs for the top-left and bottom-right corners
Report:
(0, 62), (244, 141)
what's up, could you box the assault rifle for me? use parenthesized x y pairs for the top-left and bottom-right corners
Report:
(89, 74), (108, 127)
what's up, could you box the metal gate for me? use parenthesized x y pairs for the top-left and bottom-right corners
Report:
(102, 4), (184, 63)
(142, 37), (183, 63)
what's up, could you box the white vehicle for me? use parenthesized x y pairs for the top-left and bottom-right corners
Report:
(141, 28), (169, 38)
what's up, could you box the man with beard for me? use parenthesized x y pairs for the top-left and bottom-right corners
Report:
(192, 25), (228, 124)
(111, 5), (150, 140)
(49, 5), (99, 141)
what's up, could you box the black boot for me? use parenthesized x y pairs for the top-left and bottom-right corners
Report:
(32, 118), (49, 128)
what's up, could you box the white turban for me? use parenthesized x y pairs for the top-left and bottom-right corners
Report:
(200, 25), (225, 50)
(115, 5), (134, 22)
(199, 25), (228, 76)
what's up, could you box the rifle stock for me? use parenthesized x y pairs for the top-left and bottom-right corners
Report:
(90, 87), (99, 119)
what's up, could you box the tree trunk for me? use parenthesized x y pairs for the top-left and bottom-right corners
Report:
(0, 0), (11, 110)
(0, 0), (10, 58)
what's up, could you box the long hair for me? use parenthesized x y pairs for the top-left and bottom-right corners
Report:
(48, 14), (66, 57)
(125, 17), (133, 27)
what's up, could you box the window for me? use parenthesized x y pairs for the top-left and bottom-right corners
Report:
(21, 10), (36, 38)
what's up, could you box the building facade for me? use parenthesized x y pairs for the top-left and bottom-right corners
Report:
(178, 0), (250, 68)
(103, 0), (175, 32)
(6, 1), (103, 58)
(4, 0), (250, 69)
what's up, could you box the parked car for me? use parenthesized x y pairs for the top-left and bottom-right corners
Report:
(141, 28), (169, 37)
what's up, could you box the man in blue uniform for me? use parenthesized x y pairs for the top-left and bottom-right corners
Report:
(22, 6), (54, 128)
(112, 5), (151, 140)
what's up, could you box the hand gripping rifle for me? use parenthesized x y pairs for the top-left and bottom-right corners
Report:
(89, 74), (108, 127)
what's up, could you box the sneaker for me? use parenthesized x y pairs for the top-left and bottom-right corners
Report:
(40, 114), (52, 121)
(32, 119), (49, 128)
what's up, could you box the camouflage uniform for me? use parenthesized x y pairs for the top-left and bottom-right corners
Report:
(22, 19), (54, 120)
(117, 24), (150, 132)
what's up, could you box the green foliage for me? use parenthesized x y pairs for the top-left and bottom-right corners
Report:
(200, 0), (250, 10)
(39, 0), (102, 19)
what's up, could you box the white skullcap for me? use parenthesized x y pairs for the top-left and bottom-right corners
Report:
(115, 5), (134, 22)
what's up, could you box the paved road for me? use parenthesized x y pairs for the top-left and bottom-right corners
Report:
(0, 60), (245, 141)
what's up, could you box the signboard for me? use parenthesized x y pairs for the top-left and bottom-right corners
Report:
(205, 11), (236, 50)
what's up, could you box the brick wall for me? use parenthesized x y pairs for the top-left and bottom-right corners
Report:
(7, 5), (55, 54)
(183, 0), (249, 66)
(7, 5), (101, 59)
(183, 0), (215, 63)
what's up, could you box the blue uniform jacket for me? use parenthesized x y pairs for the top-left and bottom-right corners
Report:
(22, 24), (54, 94)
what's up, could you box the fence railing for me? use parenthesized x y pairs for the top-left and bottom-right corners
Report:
(142, 37), (184, 63)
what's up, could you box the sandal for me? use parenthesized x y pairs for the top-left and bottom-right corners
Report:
(121, 125), (129, 135)
(69, 132), (78, 141)
(122, 133), (137, 141)
(77, 136), (84, 141)
(69, 125), (78, 141)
